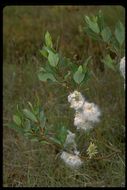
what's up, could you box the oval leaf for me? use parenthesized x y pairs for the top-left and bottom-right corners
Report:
(40, 140), (50, 145)
(97, 10), (104, 32)
(39, 110), (46, 128)
(85, 27), (100, 41)
(101, 54), (115, 71)
(101, 27), (112, 42)
(58, 126), (68, 144)
(48, 50), (59, 67)
(85, 16), (100, 34)
(45, 31), (53, 48)
(38, 72), (57, 82)
(73, 65), (85, 84)
(40, 47), (48, 58)
(115, 21), (125, 46)
(13, 115), (21, 126)
(83, 56), (92, 68)
(23, 109), (38, 122)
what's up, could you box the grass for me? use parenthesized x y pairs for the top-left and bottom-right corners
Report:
(3, 6), (125, 187)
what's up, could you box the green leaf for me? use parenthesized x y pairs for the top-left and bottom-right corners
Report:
(84, 27), (100, 41)
(101, 27), (112, 42)
(38, 72), (57, 82)
(92, 15), (98, 23)
(111, 37), (120, 53)
(23, 109), (38, 122)
(45, 31), (53, 48)
(68, 61), (78, 72)
(24, 132), (33, 139)
(49, 137), (62, 145)
(27, 102), (35, 113)
(39, 110), (46, 128)
(39, 110), (45, 121)
(40, 140), (50, 145)
(48, 50), (59, 67)
(24, 119), (31, 130)
(83, 56), (92, 68)
(115, 21), (125, 46)
(40, 45), (49, 58)
(58, 126), (68, 144)
(83, 70), (91, 83)
(44, 63), (54, 73)
(101, 54), (116, 71)
(97, 10), (105, 32)
(73, 65), (85, 84)
(85, 16), (100, 34)
(13, 115), (21, 126)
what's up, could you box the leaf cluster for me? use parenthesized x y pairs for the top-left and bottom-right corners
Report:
(38, 31), (92, 87)
(84, 10), (125, 71)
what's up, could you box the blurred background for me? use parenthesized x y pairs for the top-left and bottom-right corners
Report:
(3, 6), (125, 187)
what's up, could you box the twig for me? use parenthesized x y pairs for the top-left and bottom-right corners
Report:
(80, 151), (120, 161)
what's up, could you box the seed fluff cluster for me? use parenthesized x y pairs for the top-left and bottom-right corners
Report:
(119, 56), (125, 89)
(60, 130), (82, 168)
(60, 151), (83, 169)
(68, 91), (101, 131)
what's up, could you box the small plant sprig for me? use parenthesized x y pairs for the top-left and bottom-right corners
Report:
(38, 31), (92, 91)
(84, 10), (125, 71)
(8, 31), (98, 169)
(8, 10), (125, 169)
(86, 142), (98, 159)
(10, 101), (70, 151)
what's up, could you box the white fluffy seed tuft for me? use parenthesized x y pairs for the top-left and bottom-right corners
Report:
(60, 151), (83, 168)
(119, 56), (125, 89)
(68, 91), (85, 110)
(120, 56), (125, 79)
